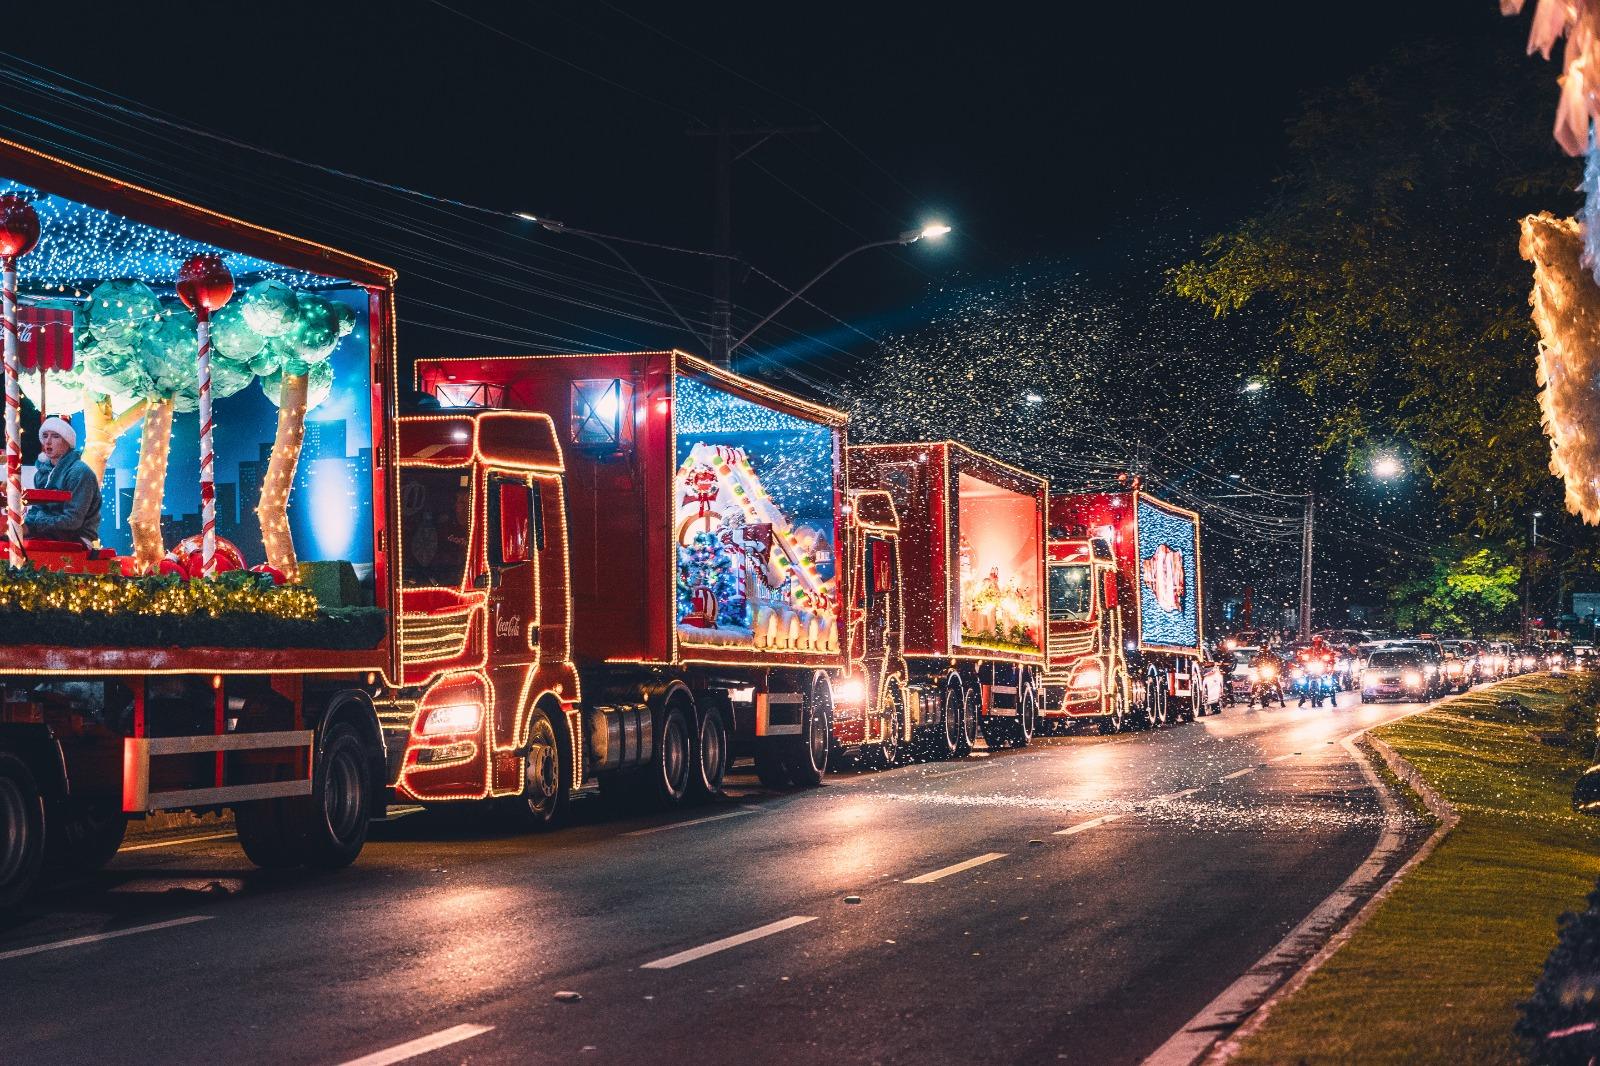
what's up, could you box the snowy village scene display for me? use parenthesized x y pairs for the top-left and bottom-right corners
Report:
(0, 178), (380, 645)
(955, 471), (1042, 653)
(672, 373), (839, 652)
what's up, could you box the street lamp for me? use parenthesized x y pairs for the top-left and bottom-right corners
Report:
(1024, 392), (1043, 405)
(1243, 380), (1264, 394)
(729, 224), (951, 355)
(1533, 511), (1544, 545)
(1372, 455), (1403, 480)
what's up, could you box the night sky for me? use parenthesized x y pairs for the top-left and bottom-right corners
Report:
(0, 1), (1556, 626)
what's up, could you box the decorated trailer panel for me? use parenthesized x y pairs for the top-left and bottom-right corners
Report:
(415, 352), (848, 670)
(847, 442), (1044, 662)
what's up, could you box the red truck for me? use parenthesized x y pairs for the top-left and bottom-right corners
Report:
(846, 442), (1046, 755)
(1041, 490), (1210, 732)
(415, 352), (908, 789)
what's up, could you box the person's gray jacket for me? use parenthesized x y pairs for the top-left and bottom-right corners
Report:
(24, 446), (101, 547)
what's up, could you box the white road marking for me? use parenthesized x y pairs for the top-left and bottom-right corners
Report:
(336, 1024), (495, 1066)
(0, 916), (214, 961)
(904, 852), (1009, 883)
(623, 808), (758, 836)
(119, 831), (238, 852)
(1221, 767), (1257, 780)
(1055, 814), (1122, 835)
(1153, 787), (1204, 802)
(640, 915), (817, 969)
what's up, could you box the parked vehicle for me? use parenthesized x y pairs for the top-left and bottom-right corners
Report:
(1040, 490), (1207, 732)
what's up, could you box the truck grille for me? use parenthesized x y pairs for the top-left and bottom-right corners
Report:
(401, 610), (475, 662)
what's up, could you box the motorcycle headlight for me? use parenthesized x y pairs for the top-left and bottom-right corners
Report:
(1259, 664), (1277, 681)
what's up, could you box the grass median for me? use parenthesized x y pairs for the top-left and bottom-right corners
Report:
(1228, 673), (1600, 1066)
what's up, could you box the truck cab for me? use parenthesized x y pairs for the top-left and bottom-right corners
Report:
(391, 410), (579, 821)
(1041, 535), (1136, 732)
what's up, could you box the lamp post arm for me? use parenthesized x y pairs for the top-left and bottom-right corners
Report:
(730, 237), (904, 354)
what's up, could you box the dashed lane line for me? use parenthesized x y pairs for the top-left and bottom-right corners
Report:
(1153, 787), (1205, 802)
(1221, 767), (1258, 781)
(904, 852), (1009, 884)
(335, 1024), (495, 1066)
(623, 808), (759, 836)
(0, 916), (214, 961)
(119, 832), (238, 852)
(640, 915), (818, 970)
(1055, 814), (1122, 836)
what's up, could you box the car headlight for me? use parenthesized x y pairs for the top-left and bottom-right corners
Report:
(1424, 664), (1438, 676)
(1403, 671), (1423, 687)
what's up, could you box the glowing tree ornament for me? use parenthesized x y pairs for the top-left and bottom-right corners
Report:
(0, 194), (39, 567)
(176, 253), (234, 578)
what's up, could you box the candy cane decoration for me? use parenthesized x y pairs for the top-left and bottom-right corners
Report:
(0, 196), (40, 569)
(176, 254), (234, 578)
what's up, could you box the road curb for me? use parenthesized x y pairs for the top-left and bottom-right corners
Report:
(1140, 702), (1455, 1066)
(1198, 731), (1460, 1064)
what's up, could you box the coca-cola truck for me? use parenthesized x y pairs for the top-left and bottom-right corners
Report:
(846, 442), (1046, 755)
(1041, 490), (1209, 732)
(415, 352), (908, 787)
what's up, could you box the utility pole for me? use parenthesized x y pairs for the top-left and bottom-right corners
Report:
(1299, 494), (1314, 642)
(687, 121), (818, 369)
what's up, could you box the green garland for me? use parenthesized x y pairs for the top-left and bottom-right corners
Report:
(0, 567), (387, 650)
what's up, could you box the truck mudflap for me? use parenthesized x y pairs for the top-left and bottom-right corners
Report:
(756, 692), (804, 737)
(122, 731), (313, 813)
(1170, 666), (1193, 698)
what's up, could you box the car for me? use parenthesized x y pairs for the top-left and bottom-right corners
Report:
(1390, 639), (1446, 697)
(1361, 648), (1430, 703)
(1438, 640), (1474, 693)
(1575, 645), (1599, 672)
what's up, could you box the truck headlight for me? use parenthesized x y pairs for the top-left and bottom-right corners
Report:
(421, 703), (483, 736)
(834, 677), (867, 705)
(1071, 665), (1103, 690)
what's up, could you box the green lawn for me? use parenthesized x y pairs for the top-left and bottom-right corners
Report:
(1228, 674), (1600, 1066)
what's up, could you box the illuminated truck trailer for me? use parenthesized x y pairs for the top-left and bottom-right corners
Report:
(846, 442), (1045, 756)
(1042, 490), (1206, 732)
(415, 352), (907, 791)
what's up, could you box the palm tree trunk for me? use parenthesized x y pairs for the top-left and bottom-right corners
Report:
(257, 371), (308, 577)
(129, 396), (174, 571)
(81, 393), (148, 483)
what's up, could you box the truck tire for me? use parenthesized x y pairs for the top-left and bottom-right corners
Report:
(0, 752), (46, 909)
(500, 705), (570, 829)
(927, 684), (962, 760)
(753, 745), (790, 788)
(957, 689), (980, 755)
(1146, 677), (1169, 729)
(1012, 688), (1037, 748)
(648, 700), (693, 806)
(784, 682), (832, 787)
(46, 798), (128, 872)
(690, 705), (729, 799)
(299, 721), (372, 869)
(1101, 688), (1129, 735)
(870, 686), (904, 770)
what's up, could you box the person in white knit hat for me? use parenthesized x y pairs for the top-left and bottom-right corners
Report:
(23, 415), (100, 549)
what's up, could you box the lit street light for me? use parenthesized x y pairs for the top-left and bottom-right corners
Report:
(1025, 392), (1043, 404)
(1243, 380), (1264, 393)
(1372, 455), (1403, 480)
(730, 224), (951, 354)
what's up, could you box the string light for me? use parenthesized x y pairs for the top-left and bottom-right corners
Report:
(0, 565), (317, 618)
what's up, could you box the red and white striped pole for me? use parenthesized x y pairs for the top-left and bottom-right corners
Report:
(0, 196), (40, 570)
(176, 254), (233, 579)
(3, 256), (21, 568)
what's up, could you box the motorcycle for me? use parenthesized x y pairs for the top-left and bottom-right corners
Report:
(1292, 657), (1337, 708)
(1248, 660), (1287, 708)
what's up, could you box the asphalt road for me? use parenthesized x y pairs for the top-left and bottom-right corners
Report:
(0, 693), (1439, 1066)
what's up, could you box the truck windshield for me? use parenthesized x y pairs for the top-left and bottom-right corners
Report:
(399, 467), (473, 589)
(1048, 564), (1092, 621)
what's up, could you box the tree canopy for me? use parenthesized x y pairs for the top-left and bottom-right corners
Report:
(1172, 40), (1580, 541)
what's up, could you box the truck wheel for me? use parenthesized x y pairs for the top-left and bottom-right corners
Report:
(1013, 689), (1037, 748)
(957, 690), (980, 755)
(784, 683), (832, 787)
(300, 722), (372, 869)
(753, 745), (790, 788)
(501, 705), (570, 829)
(1101, 689), (1129, 735)
(0, 752), (46, 909)
(236, 796), (304, 869)
(1147, 681), (1168, 729)
(47, 798), (128, 872)
(649, 701), (693, 806)
(928, 685), (962, 760)
(871, 687), (904, 770)
(690, 706), (729, 799)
